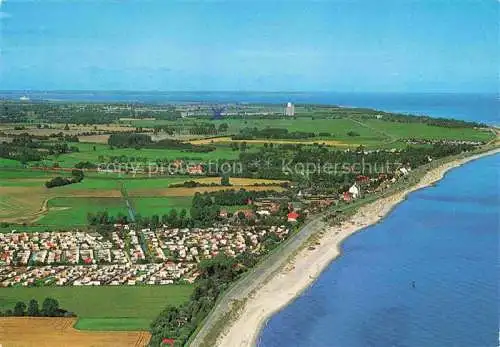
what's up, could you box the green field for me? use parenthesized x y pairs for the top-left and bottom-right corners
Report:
(0, 158), (24, 168)
(0, 285), (194, 331)
(53, 175), (196, 191)
(74, 317), (153, 331)
(37, 197), (128, 226)
(363, 119), (492, 141)
(121, 176), (193, 190)
(0, 169), (66, 179)
(46, 142), (249, 168)
(0, 170), (209, 230)
(126, 118), (380, 140)
(131, 196), (192, 216)
(120, 117), (492, 146)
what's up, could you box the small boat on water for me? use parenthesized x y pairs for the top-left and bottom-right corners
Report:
(19, 96), (30, 101)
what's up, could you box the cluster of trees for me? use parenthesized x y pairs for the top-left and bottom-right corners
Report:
(135, 209), (190, 230)
(107, 133), (215, 153)
(108, 133), (153, 148)
(87, 210), (128, 226)
(233, 127), (316, 140)
(11, 134), (79, 153)
(189, 189), (271, 227)
(149, 254), (255, 346)
(88, 208), (191, 232)
(0, 142), (43, 162)
(0, 297), (74, 317)
(0, 101), (184, 125)
(148, 139), (215, 153)
(45, 169), (84, 188)
(220, 175), (231, 186)
(153, 126), (176, 136)
(187, 122), (229, 135)
(229, 141), (248, 152)
(208, 142), (478, 195)
(0, 133), (80, 163)
(50, 133), (80, 142)
(169, 180), (226, 188)
(0, 102), (34, 123)
(13, 131), (80, 143)
(88, 189), (276, 230)
(75, 161), (98, 169)
(355, 112), (486, 128)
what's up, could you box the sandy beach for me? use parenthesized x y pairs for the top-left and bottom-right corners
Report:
(214, 148), (499, 347)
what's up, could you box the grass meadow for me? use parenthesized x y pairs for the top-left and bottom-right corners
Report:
(45, 142), (248, 168)
(131, 196), (192, 216)
(37, 197), (128, 226)
(118, 116), (492, 145)
(0, 284), (194, 331)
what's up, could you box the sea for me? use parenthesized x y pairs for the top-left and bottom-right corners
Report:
(258, 153), (499, 347)
(2, 91), (499, 346)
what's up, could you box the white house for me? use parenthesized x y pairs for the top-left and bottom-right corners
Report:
(348, 184), (360, 199)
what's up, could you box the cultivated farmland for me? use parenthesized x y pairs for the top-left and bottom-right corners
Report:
(0, 284), (194, 331)
(0, 170), (288, 227)
(0, 317), (151, 346)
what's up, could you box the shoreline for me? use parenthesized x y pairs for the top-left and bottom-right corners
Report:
(213, 148), (499, 347)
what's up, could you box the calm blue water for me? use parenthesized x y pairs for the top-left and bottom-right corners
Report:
(0, 91), (498, 125)
(259, 154), (499, 347)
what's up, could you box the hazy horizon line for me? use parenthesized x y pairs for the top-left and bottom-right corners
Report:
(0, 90), (496, 95)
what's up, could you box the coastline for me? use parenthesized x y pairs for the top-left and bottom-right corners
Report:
(213, 148), (500, 347)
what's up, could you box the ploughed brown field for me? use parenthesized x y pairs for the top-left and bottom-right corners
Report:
(77, 134), (111, 144)
(0, 317), (150, 347)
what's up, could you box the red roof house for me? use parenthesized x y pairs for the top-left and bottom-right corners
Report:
(343, 192), (352, 202)
(287, 211), (299, 222)
(162, 338), (175, 346)
(187, 164), (204, 175)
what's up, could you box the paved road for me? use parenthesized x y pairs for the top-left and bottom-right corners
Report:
(190, 214), (327, 347)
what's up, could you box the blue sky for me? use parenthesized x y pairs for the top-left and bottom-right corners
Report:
(0, 0), (497, 92)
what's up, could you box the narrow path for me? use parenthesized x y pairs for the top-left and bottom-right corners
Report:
(120, 183), (136, 222)
(347, 117), (397, 144)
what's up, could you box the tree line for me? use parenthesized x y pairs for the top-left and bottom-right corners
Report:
(0, 297), (75, 318)
(45, 169), (84, 188)
(107, 133), (215, 152)
(87, 188), (279, 233)
(233, 127), (316, 140)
